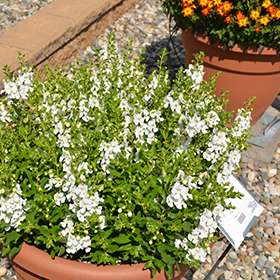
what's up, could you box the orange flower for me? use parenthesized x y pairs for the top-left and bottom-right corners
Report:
(262, 0), (272, 8)
(250, 9), (260, 20)
(202, 7), (211, 15)
(213, 0), (222, 6)
(224, 15), (231, 23)
(182, 6), (194, 17)
(259, 15), (271, 25)
(207, 1), (214, 8)
(275, 8), (280, 19)
(198, 0), (209, 7)
(267, 5), (276, 18)
(237, 17), (249, 27)
(182, 0), (195, 6)
(216, 6), (225, 16)
(255, 26), (262, 32)
(235, 11), (245, 20)
(222, 1), (232, 13)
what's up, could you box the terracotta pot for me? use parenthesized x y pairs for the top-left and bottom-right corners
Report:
(182, 29), (280, 125)
(7, 242), (190, 280)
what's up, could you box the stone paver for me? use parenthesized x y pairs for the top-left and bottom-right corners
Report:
(0, 0), (140, 88)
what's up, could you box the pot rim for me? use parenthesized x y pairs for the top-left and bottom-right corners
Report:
(8, 242), (189, 280)
(183, 29), (278, 56)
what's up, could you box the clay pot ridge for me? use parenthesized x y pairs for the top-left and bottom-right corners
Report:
(189, 30), (278, 56)
(8, 242), (190, 280)
(182, 29), (280, 125)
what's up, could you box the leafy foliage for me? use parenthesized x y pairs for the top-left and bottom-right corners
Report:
(161, 0), (280, 52)
(0, 33), (252, 278)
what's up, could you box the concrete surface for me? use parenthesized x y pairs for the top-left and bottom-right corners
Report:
(0, 0), (140, 88)
(242, 104), (280, 167)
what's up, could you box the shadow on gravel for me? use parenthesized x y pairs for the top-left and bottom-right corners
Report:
(141, 34), (186, 83)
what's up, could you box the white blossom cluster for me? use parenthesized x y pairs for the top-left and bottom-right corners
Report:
(174, 237), (188, 251)
(185, 203), (224, 262)
(143, 73), (165, 102)
(60, 217), (92, 254)
(133, 109), (163, 145)
(217, 150), (242, 185)
(184, 64), (204, 90)
(164, 93), (217, 156)
(39, 84), (106, 254)
(97, 98), (165, 173)
(178, 109), (220, 141)
(0, 70), (33, 232)
(187, 247), (208, 262)
(0, 69), (34, 122)
(0, 35), (253, 269)
(1, 70), (33, 101)
(166, 170), (194, 209)
(51, 150), (105, 254)
(98, 140), (122, 173)
(0, 184), (27, 231)
(188, 209), (218, 245)
(232, 108), (251, 137)
(203, 129), (229, 163)
(0, 103), (11, 123)
(164, 94), (183, 115)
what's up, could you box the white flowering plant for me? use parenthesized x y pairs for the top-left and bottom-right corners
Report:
(0, 33), (252, 278)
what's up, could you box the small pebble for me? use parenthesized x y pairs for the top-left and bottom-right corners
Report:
(0, 267), (7, 277)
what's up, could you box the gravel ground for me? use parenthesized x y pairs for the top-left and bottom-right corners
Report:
(0, 0), (55, 35)
(0, 0), (280, 279)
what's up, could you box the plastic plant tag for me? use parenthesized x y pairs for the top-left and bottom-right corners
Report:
(217, 174), (264, 250)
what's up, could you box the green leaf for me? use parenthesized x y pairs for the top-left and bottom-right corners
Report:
(50, 249), (56, 259)
(167, 212), (178, 219)
(108, 244), (119, 254)
(58, 245), (66, 257)
(112, 233), (130, 244)
(142, 255), (152, 261)
(8, 244), (22, 258)
(183, 221), (192, 232)
(104, 228), (113, 238)
(5, 230), (18, 245)
(144, 260), (157, 277)
(161, 253), (174, 266)
(108, 168), (122, 177)
(165, 264), (173, 279)
(154, 258), (165, 271)
(1, 244), (10, 256)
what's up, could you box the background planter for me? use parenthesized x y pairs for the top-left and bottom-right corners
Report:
(182, 29), (280, 125)
(8, 242), (190, 280)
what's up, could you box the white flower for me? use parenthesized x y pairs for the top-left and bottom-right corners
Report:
(99, 215), (106, 229)
(147, 119), (158, 132)
(175, 239), (181, 249)
(213, 203), (225, 219)
(4, 81), (19, 99)
(54, 193), (65, 206)
(181, 238), (188, 250)
(185, 114), (203, 137)
(170, 100), (181, 114)
(57, 132), (71, 148)
(206, 111), (220, 127)
(124, 116), (131, 128)
(54, 121), (64, 135)
(228, 150), (241, 165)
(187, 247), (207, 262)
(78, 162), (92, 175)
(89, 96), (101, 109)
